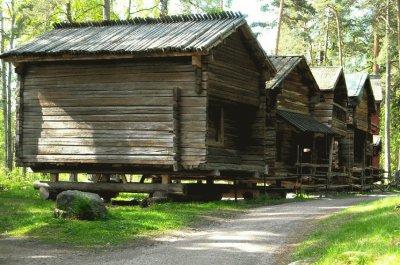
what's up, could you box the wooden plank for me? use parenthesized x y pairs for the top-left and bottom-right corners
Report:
(23, 145), (174, 155)
(23, 138), (174, 147)
(23, 155), (175, 164)
(34, 181), (186, 195)
(173, 87), (180, 171)
(24, 114), (175, 122)
(23, 121), (173, 131)
(24, 97), (175, 107)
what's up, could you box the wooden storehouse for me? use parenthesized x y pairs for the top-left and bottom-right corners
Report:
(310, 67), (349, 184)
(266, 56), (335, 188)
(369, 75), (382, 169)
(1, 12), (277, 200)
(344, 73), (376, 187)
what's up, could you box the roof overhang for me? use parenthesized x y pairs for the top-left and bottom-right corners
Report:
(277, 109), (335, 134)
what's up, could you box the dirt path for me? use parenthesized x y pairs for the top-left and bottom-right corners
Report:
(0, 195), (390, 265)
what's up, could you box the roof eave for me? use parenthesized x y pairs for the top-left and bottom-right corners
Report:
(238, 24), (276, 77)
(1, 50), (209, 64)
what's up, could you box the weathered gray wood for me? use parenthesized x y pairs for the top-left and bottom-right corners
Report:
(33, 181), (186, 195)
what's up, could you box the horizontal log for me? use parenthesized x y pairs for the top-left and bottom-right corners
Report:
(23, 155), (175, 164)
(23, 121), (173, 131)
(25, 72), (196, 85)
(25, 97), (175, 107)
(23, 138), (174, 147)
(23, 145), (174, 156)
(24, 81), (197, 93)
(34, 181), (186, 195)
(24, 113), (174, 122)
(24, 128), (174, 137)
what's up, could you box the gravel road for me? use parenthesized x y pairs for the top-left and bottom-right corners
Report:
(0, 194), (390, 265)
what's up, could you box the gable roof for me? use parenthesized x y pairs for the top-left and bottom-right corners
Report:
(369, 75), (383, 102)
(345, 73), (370, 97)
(310, 66), (344, 91)
(345, 73), (376, 112)
(266, 56), (319, 91)
(277, 109), (335, 134)
(1, 11), (275, 73)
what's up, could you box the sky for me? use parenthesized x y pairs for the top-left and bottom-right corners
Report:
(226, 0), (277, 53)
(115, 0), (278, 54)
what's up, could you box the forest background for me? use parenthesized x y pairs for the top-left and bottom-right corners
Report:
(0, 0), (399, 177)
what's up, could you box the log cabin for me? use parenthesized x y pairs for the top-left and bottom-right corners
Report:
(266, 56), (335, 189)
(369, 75), (382, 170)
(344, 73), (376, 188)
(1, 12), (277, 200)
(310, 66), (349, 184)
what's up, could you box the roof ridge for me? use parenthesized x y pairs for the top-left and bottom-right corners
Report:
(269, 55), (304, 58)
(310, 66), (342, 69)
(54, 11), (244, 29)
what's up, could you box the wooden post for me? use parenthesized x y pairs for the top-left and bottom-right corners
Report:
(263, 174), (267, 195)
(69, 173), (78, 182)
(206, 177), (214, 185)
(50, 173), (59, 182)
(98, 174), (110, 183)
(173, 87), (180, 171)
(234, 179), (238, 202)
(328, 136), (335, 186)
(162, 175), (171, 184)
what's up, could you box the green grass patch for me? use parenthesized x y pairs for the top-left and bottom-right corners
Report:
(293, 195), (400, 265)
(0, 179), (304, 248)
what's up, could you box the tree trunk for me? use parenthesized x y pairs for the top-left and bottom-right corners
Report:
(275, 0), (284, 55)
(324, 10), (330, 65)
(220, 0), (224, 11)
(384, 0), (391, 179)
(331, 7), (343, 66)
(397, 0), (400, 68)
(6, 0), (16, 171)
(373, 31), (381, 74)
(127, 0), (132, 19)
(0, 11), (7, 170)
(309, 43), (314, 66)
(160, 0), (168, 16)
(66, 1), (73, 23)
(103, 0), (110, 20)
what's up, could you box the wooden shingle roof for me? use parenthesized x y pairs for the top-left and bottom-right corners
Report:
(345, 73), (376, 111)
(277, 109), (334, 134)
(310, 66), (343, 91)
(266, 56), (319, 92)
(1, 11), (276, 73)
(345, 73), (370, 97)
(369, 75), (383, 102)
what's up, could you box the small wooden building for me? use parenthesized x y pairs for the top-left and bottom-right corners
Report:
(310, 67), (348, 183)
(1, 12), (277, 199)
(344, 73), (376, 187)
(369, 75), (382, 169)
(266, 56), (335, 188)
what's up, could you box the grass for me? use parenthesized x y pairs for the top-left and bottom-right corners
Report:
(0, 174), (305, 248)
(293, 195), (400, 265)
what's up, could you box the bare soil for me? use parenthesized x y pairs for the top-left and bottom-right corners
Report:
(0, 195), (389, 265)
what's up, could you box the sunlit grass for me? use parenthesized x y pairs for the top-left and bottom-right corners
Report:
(0, 179), (305, 247)
(293, 195), (400, 264)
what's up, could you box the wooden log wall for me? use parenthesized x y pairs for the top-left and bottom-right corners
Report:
(19, 57), (207, 170)
(276, 71), (311, 114)
(208, 31), (261, 107)
(275, 121), (296, 176)
(265, 92), (276, 174)
(205, 31), (266, 170)
(15, 66), (25, 166)
(314, 92), (346, 135)
(354, 92), (369, 132)
(339, 128), (354, 169)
